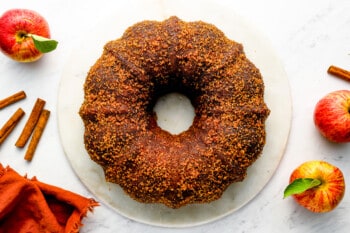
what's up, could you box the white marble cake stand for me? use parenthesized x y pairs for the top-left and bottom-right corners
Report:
(57, 0), (292, 228)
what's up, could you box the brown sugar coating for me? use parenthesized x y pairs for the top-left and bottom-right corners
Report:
(79, 16), (270, 208)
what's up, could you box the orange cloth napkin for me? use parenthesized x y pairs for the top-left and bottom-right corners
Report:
(0, 164), (99, 233)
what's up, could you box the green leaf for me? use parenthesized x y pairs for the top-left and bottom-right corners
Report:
(283, 178), (321, 199)
(30, 34), (58, 53)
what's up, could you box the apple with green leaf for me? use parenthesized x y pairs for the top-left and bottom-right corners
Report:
(284, 160), (345, 213)
(314, 90), (350, 143)
(0, 8), (58, 62)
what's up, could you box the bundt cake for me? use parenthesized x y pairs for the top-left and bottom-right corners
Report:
(79, 16), (270, 208)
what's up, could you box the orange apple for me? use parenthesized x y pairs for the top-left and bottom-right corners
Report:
(284, 160), (345, 213)
(0, 9), (57, 62)
(314, 90), (350, 143)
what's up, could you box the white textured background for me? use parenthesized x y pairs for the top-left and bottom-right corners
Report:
(0, 0), (350, 232)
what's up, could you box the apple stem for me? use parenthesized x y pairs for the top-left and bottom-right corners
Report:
(15, 31), (31, 43)
(19, 32), (28, 38)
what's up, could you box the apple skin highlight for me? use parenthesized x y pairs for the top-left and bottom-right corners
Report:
(314, 90), (350, 143)
(289, 161), (345, 213)
(0, 9), (51, 62)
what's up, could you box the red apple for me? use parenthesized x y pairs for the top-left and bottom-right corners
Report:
(284, 160), (345, 213)
(313, 90), (350, 143)
(0, 9), (57, 62)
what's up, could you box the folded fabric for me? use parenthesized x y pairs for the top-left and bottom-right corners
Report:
(0, 164), (99, 233)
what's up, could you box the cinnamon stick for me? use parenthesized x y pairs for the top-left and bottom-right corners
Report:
(24, 109), (50, 161)
(327, 65), (350, 82)
(15, 98), (46, 148)
(0, 108), (25, 145)
(0, 91), (26, 109)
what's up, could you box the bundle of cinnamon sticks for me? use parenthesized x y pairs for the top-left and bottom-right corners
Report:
(0, 90), (50, 161)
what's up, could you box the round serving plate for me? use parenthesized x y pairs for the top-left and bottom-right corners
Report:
(58, 0), (292, 228)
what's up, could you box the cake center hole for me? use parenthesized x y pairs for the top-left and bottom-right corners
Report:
(153, 92), (195, 135)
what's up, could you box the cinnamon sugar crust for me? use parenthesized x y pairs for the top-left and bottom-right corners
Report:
(79, 16), (270, 208)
